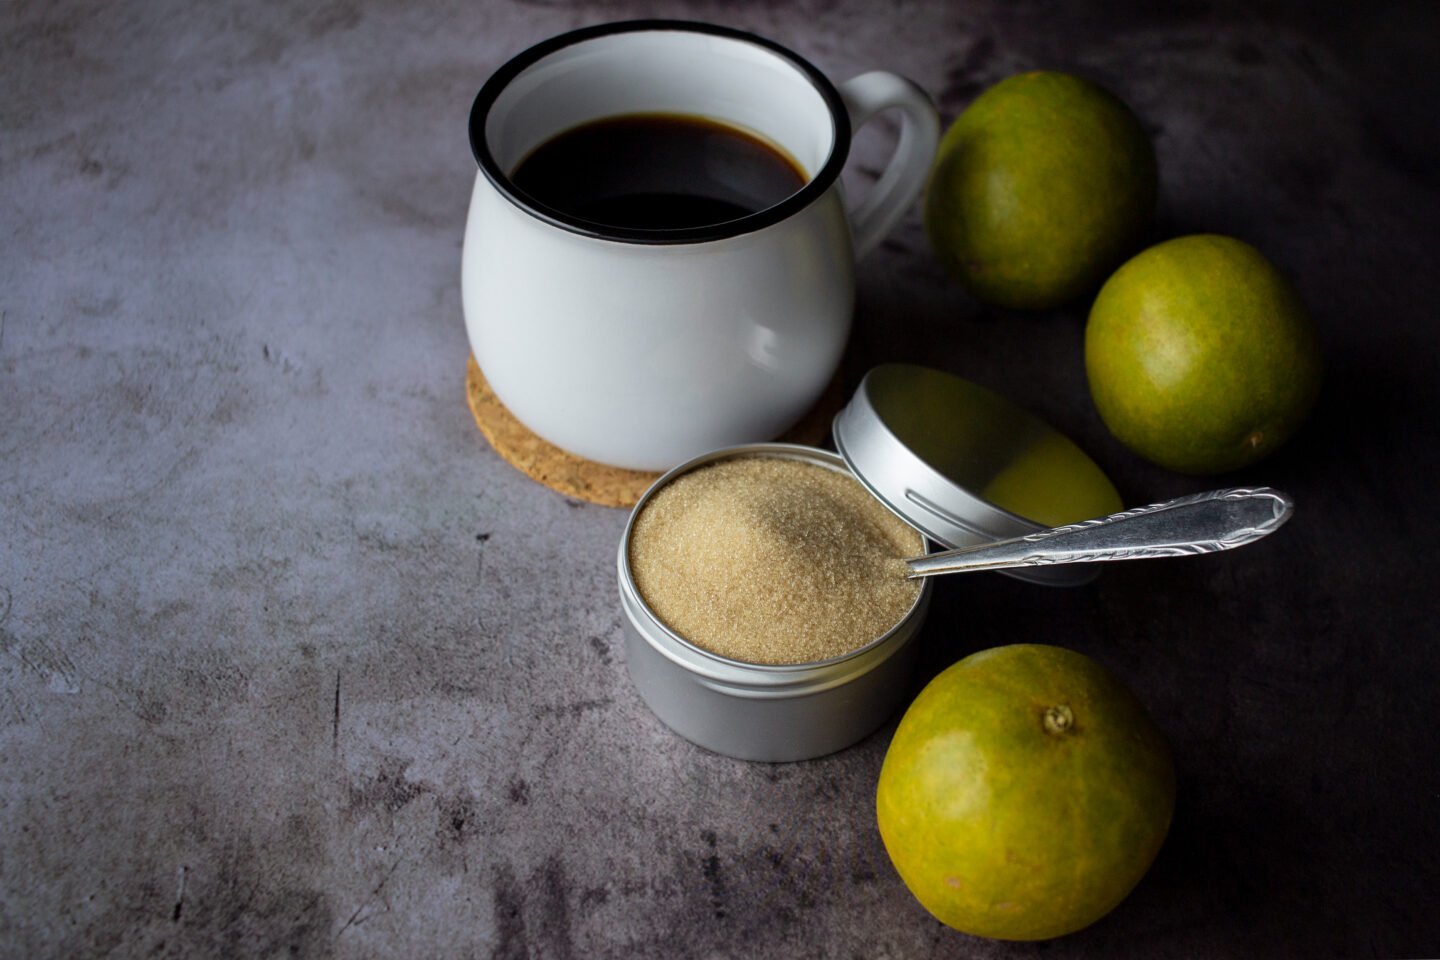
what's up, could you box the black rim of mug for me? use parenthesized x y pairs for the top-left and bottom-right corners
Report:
(468, 19), (853, 245)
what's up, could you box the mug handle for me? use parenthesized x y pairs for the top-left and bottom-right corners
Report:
(837, 71), (941, 260)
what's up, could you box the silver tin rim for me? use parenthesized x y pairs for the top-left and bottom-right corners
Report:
(833, 364), (1114, 587)
(618, 442), (933, 693)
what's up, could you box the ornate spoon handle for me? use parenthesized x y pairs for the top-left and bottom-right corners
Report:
(904, 487), (1294, 579)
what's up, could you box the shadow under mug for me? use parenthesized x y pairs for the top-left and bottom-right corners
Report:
(463, 20), (939, 472)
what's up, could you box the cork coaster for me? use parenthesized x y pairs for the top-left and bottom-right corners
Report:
(465, 355), (845, 508)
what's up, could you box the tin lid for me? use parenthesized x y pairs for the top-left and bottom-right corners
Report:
(832, 364), (1123, 587)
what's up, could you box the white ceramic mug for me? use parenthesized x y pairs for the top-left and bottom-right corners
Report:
(463, 20), (939, 471)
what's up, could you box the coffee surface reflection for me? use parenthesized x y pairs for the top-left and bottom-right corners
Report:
(511, 113), (808, 231)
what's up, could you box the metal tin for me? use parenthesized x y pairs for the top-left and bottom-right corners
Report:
(833, 364), (1122, 587)
(618, 443), (933, 762)
(617, 367), (1118, 761)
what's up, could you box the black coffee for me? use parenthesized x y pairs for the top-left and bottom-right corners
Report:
(510, 113), (807, 231)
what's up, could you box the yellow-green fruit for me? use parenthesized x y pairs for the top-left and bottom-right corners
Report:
(876, 644), (1175, 942)
(1085, 234), (1323, 474)
(924, 71), (1156, 310)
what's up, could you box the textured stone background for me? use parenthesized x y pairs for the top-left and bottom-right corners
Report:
(3, 1), (1438, 957)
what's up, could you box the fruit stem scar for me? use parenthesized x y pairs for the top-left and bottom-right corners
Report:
(1043, 704), (1075, 735)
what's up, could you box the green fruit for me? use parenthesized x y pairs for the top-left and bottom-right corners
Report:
(1085, 234), (1323, 474)
(876, 644), (1175, 941)
(924, 71), (1156, 310)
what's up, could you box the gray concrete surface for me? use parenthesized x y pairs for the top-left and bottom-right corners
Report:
(4, 1), (1439, 957)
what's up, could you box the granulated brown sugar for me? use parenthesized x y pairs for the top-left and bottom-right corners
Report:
(628, 455), (924, 665)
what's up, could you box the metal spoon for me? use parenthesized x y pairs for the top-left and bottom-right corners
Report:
(905, 487), (1294, 579)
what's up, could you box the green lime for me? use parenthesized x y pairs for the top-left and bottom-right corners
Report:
(1085, 234), (1323, 474)
(924, 71), (1156, 310)
(877, 644), (1175, 941)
